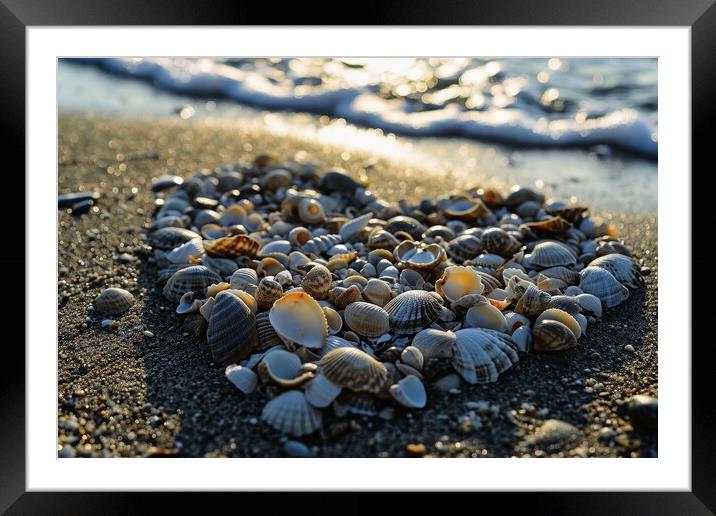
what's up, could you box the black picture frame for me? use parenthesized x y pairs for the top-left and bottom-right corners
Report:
(3, 0), (707, 511)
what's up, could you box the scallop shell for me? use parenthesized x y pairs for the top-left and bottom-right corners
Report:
(256, 277), (284, 310)
(258, 349), (315, 388)
(261, 390), (322, 436)
(535, 308), (581, 339)
(255, 311), (282, 350)
(298, 198), (326, 225)
(464, 300), (507, 332)
(319, 347), (388, 393)
(344, 302), (390, 338)
(166, 238), (205, 264)
(575, 293), (603, 318)
(339, 212), (373, 243)
(393, 241), (446, 270)
(588, 254), (641, 289)
(362, 279), (393, 307)
(514, 284), (551, 318)
(163, 265), (222, 302)
(204, 234), (261, 258)
(229, 267), (259, 291)
(328, 285), (362, 310)
(301, 264), (333, 300)
(578, 266), (629, 308)
(384, 290), (444, 335)
(152, 227), (202, 251)
(269, 291), (328, 349)
(206, 291), (258, 364)
(225, 364), (258, 394)
(389, 375), (427, 409)
(532, 320), (577, 352)
(93, 288), (135, 314)
(319, 335), (358, 357)
(411, 328), (456, 358)
(529, 241), (577, 268)
(480, 227), (522, 257)
(301, 233), (341, 255)
(451, 328), (519, 384)
(304, 372), (342, 408)
(435, 266), (485, 302)
(446, 234), (482, 262)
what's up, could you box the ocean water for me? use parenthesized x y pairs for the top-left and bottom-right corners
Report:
(58, 58), (657, 211)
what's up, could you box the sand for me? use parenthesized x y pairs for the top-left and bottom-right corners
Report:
(57, 113), (658, 458)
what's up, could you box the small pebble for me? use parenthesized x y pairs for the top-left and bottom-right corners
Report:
(143, 330), (155, 338)
(101, 319), (114, 328)
(405, 443), (427, 456)
(284, 440), (310, 458)
(624, 344), (635, 353)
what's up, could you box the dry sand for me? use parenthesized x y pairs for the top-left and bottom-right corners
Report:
(57, 114), (658, 458)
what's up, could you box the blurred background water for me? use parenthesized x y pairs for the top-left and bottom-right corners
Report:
(58, 57), (658, 211)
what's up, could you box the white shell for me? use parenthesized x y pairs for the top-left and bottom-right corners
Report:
(529, 241), (577, 268)
(225, 364), (258, 394)
(504, 311), (531, 334)
(588, 254), (641, 288)
(451, 328), (519, 384)
(259, 349), (314, 388)
(464, 301), (507, 332)
(229, 268), (259, 291)
(389, 375), (427, 409)
(511, 326), (533, 352)
(339, 212), (373, 242)
(166, 238), (205, 264)
(411, 328), (455, 358)
(575, 293), (603, 318)
(435, 266), (485, 302)
(176, 291), (203, 315)
(261, 390), (322, 436)
(400, 346), (424, 370)
(269, 291), (328, 349)
(578, 266), (629, 308)
(304, 372), (342, 408)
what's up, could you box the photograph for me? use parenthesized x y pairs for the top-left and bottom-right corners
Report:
(56, 56), (658, 459)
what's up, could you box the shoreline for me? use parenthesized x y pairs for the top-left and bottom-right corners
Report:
(58, 113), (658, 458)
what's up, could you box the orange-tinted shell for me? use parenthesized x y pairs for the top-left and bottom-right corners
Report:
(204, 234), (261, 258)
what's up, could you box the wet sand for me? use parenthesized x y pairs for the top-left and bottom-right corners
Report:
(57, 114), (658, 458)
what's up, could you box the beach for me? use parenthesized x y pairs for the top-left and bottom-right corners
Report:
(57, 113), (657, 458)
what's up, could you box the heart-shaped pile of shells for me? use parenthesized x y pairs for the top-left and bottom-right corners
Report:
(142, 155), (643, 437)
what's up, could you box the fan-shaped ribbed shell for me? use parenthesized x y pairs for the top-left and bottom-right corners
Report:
(435, 266), (485, 302)
(532, 320), (577, 352)
(319, 347), (388, 393)
(207, 291), (258, 364)
(166, 238), (205, 264)
(446, 234), (482, 262)
(163, 265), (222, 302)
(255, 311), (282, 350)
(389, 375), (427, 409)
(322, 306), (343, 334)
(481, 227), (522, 257)
(575, 293), (603, 318)
(339, 212), (373, 243)
(304, 372), (342, 408)
(269, 291), (328, 349)
(93, 288), (135, 314)
(344, 302), (390, 337)
(535, 308), (581, 340)
(204, 234), (261, 258)
(229, 268), (259, 291)
(588, 254), (641, 289)
(152, 227), (202, 251)
(451, 328), (519, 384)
(261, 390), (322, 436)
(538, 266), (580, 285)
(319, 335), (358, 356)
(529, 241), (577, 268)
(578, 266), (629, 308)
(256, 277), (283, 310)
(514, 284), (551, 318)
(384, 290), (444, 335)
(301, 264), (333, 300)
(301, 234), (341, 255)
(412, 328), (456, 358)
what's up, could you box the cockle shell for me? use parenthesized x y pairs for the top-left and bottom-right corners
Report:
(588, 254), (641, 289)
(446, 234), (482, 262)
(256, 277), (283, 310)
(532, 320), (577, 352)
(163, 265), (222, 302)
(538, 266), (581, 285)
(258, 349), (315, 388)
(464, 300), (508, 332)
(301, 264), (333, 300)
(451, 328), (519, 384)
(225, 364), (258, 394)
(529, 241), (577, 268)
(328, 285), (362, 309)
(204, 234), (261, 258)
(385, 216), (427, 239)
(435, 266), (485, 302)
(535, 308), (581, 340)
(319, 335), (358, 357)
(166, 238), (205, 264)
(389, 375), (427, 409)
(481, 227), (522, 257)
(261, 390), (322, 436)
(255, 311), (282, 350)
(269, 291), (328, 349)
(304, 372), (342, 408)
(152, 227), (202, 251)
(344, 302), (390, 337)
(514, 284), (551, 318)
(256, 257), (286, 277)
(384, 290), (444, 335)
(578, 266), (629, 308)
(547, 295), (583, 316)
(393, 241), (446, 270)
(400, 346), (424, 370)
(207, 291), (257, 364)
(176, 291), (203, 315)
(339, 212), (373, 243)
(319, 347), (388, 393)
(575, 293), (603, 318)
(93, 288), (135, 314)
(412, 328), (456, 358)
(362, 278), (393, 307)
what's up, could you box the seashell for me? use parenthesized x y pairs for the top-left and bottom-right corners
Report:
(219, 204), (247, 226)
(206, 291), (258, 364)
(535, 308), (581, 339)
(304, 372), (342, 408)
(274, 269), (294, 288)
(301, 264), (333, 299)
(399, 268), (425, 288)
(565, 285), (584, 296)
(362, 278), (393, 307)
(480, 227), (522, 257)
(451, 328), (519, 384)
(339, 391), (379, 416)
(339, 212), (373, 243)
(412, 328), (455, 358)
(536, 273), (566, 293)
(368, 248), (395, 266)
(258, 349), (315, 388)
(400, 346), (424, 370)
(532, 320), (577, 352)
(176, 291), (203, 315)
(514, 284), (551, 318)
(578, 267), (629, 308)
(486, 288), (512, 311)
(229, 268), (259, 291)
(502, 267), (531, 286)
(575, 293), (603, 319)
(511, 325), (533, 352)
(344, 302), (390, 338)
(261, 390), (322, 436)
(204, 234), (261, 258)
(201, 256), (239, 277)
(464, 300), (507, 332)
(298, 197), (326, 225)
(367, 229), (400, 250)
(503, 186), (545, 208)
(319, 347), (388, 393)
(152, 227), (203, 251)
(538, 266), (581, 285)
(199, 296), (216, 321)
(269, 291), (328, 349)
(384, 290), (444, 335)
(328, 285), (362, 310)
(504, 311), (531, 334)
(396, 362), (424, 379)
(393, 241), (446, 270)
(379, 265), (400, 281)
(256, 277), (283, 310)
(574, 313), (588, 336)
(194, 209), (221, 228)
(93, 288), (135, 314)
(166, 238), (205, 264)
(288, 226), (312, 247)
(302, 233), (342, 255)
(256, 257), (286, 277)
(206, 282), (230, 298)
(389, 375), (427, 409)
(322, 306), (343, 335)
(225, 364), (258, 394)
(546, 205), (589, 223)
(466, 253), (504, 272)
(200, 223), (229, 239)
(529, 241), (577, 268)
(163, 265), (222, 302)
(359, 263), (377, 278)
(588, 254), (641, 289)
(320, 335), (357, 357)
(547, 295), (583, 316)
(596, 240), (631, 258)
(435, 266), (485, 302)
(443, 196), (491, 220)
(151, 214), (189, 232)
(385, 216), (427, 239)
(522, 216), (572, 237)
(422, 225), (456, 242)
(258, 239), (292, 257)
(343, 274), (368, 290)
(255, 311), (282, 350)
(446, 234), (482, 262)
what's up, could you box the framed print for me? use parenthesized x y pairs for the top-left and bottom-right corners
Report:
(3, 0), (709, 511)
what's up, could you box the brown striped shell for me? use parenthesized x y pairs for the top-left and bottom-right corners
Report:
(301, 264), (333, 300)
(383, 290), (444, 335)
(206, 291), (258, 364)
(93, 288), (135, 314)
(204, 234), (261, 258)
(255, 277), (283, 310)
(344, 302), (390, 338)
(319, 347), (389, 393)
(451, 328), (519, 384)
(532, 320), (577, 352)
